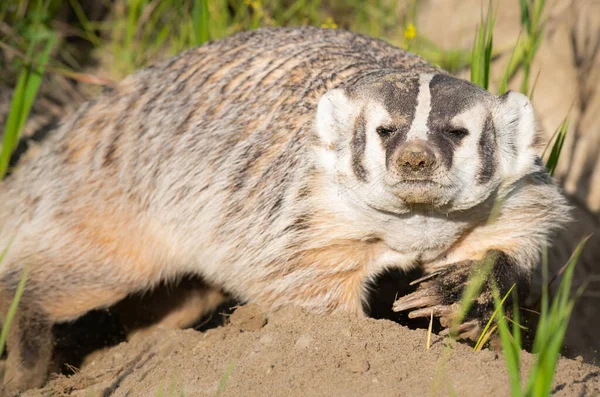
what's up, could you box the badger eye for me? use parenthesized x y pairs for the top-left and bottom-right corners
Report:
(447, 128), (469, 139)
(376, 126), (397, 138)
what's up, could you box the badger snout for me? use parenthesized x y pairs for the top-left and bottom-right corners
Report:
(394, 140), (437, 177)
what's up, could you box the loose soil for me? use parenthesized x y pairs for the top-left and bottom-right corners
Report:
(24, 305), (600, 397)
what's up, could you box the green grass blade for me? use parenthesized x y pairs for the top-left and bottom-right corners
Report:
(499, 30), (522, 94)
(525, 237), (588, 397)
(483, 4), (496, 90)
(499, 34), (526, 93)
(67, 0), (101, 45)
(451, 254), (494, 333)
(155, 380), (164, 397)
(544, 114), (569, 176)
(0, 243), (11, 269)
(20, 38), (55, 132)
(470, 0), (495, 90)
(519, 0), (532, 35)
(215, 356), (237, 396)
(492, 283), (522, 397)
(511, 288), (522, 366)
(0, 23), (55, 179)
(0, 266), (29, 359)
(0, 235), (16, 266)
(474, 283), (515, 351)
(532, 0), (547, 33)
(192, 0), (210, 46)
(528, 70), (541, 100)
(470, 24), (483, 87)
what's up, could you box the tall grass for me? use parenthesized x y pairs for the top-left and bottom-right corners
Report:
(544, 114), (570, 177)
(95, 0), (407, 79)
(0, 0), (56, 179)
(524, 240), (587, 396)
(3, 0), (474, 82)
(470, 4), (496, 91)
(0, 0), (50, 380)
(192, 0), (210, 46)
(466, 3), (583, 397)
(216, 356), (237, 396)
(516, 0), (547, 95)
(498, 0), (548, 95)
(0, 266), (27, 361)
(0, 241), (27, 362)
(491, 240), (587, 397)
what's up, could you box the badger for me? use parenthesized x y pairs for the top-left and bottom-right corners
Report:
(0, 27), (569, 394)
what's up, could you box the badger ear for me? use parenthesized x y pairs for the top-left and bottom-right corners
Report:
(494, 90), (540, 180)
(315, 88), (357, 146)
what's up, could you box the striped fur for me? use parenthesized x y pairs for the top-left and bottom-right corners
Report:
(0, 27), (569, 394)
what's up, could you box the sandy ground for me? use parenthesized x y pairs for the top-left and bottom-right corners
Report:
(24, 305), (600, 397)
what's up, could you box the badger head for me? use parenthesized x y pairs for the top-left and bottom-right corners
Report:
(315, 72), (541, 213)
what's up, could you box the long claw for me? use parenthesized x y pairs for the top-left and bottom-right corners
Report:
(392, 291), (437, 312)
(459, 325), (482, 341)
(439, 320), (480, 339)
(408, 270), (446, 286)
(408, 305), (455, 319)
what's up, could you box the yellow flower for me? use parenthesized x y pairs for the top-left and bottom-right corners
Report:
(244, 0), (261, 9)
(321, 17), (338, 29)
(404, 23), (416, 40)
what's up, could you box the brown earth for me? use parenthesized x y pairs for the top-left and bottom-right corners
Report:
(24, 305), (600, 397)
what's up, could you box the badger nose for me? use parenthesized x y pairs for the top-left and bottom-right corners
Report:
(397, 141), (436, 173)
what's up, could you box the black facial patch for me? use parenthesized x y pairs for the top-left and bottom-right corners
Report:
(355, 75), (419, 168)
(351, 109), (368, 182)
(384, 125), (408, 170)
(426, 74), (490, 170)
(477, 115), (497, 184)
(379, 78), (420, 121)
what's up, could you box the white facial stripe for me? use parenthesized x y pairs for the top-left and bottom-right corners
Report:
(452, 104), (485, 176)
(406, 73), (434, 141)
(450, 104), (495, 208)
(363, 102), (391, 178)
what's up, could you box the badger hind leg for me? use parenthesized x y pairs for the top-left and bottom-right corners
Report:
(115, 278), (228, 339)
(0, 238), (154, 394)
(0, 263), (133, 396)
(0, 284), (53, 396)
(392, 251), (530, 340)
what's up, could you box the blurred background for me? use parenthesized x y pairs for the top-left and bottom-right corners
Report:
(0, 0), (599, 362)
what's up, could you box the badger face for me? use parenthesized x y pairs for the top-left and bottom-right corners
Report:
(315, 72), (540, 213)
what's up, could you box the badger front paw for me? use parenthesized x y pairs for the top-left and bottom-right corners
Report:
(392, 252), (529, 340)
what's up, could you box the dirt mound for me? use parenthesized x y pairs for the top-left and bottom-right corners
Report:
(26, 305), (600, 397)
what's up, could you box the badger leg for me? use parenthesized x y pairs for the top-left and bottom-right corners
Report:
(0, 289), (53, 396)
(392, 251), (530, 340)
(251, 241), (380, 316)
(0, 231), (166, 392)
(0, 265), (133, 396)
(115, 280), (227, 339)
